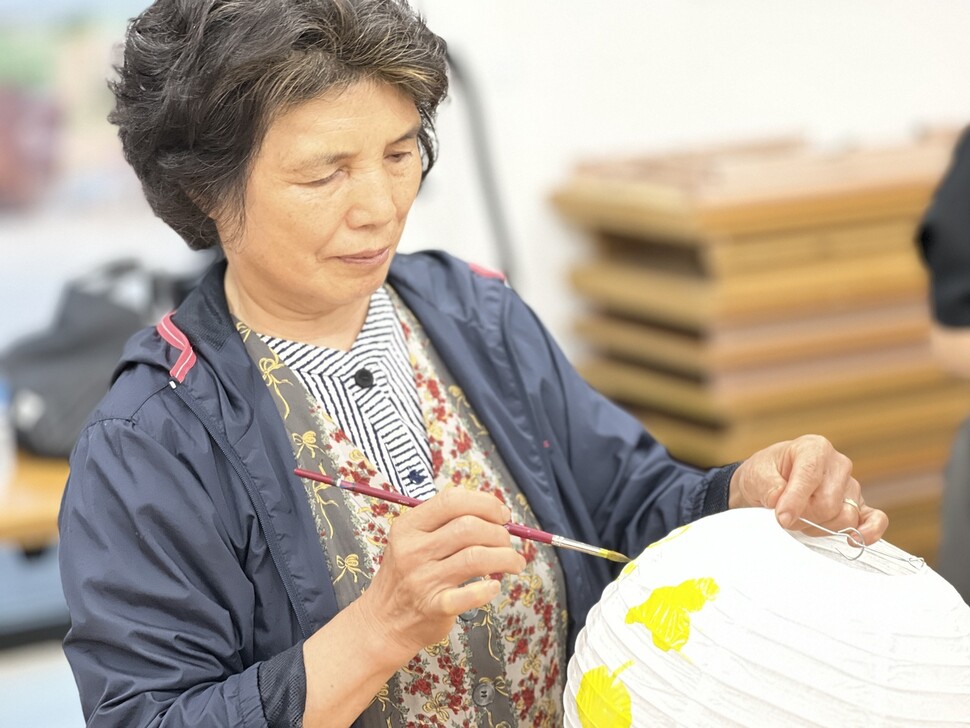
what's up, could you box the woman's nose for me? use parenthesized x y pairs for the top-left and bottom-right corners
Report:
(346, 168), (397, 229)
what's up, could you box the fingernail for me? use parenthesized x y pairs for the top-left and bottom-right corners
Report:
(502, 506), (512, 522)
(778, 511), (795, 529)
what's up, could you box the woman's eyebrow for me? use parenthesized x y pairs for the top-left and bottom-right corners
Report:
(287, 150), (352, 175)
(392, 124), (422, 144)
(287, 124), (422, 175)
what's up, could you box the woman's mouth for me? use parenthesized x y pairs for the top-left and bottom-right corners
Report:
(337, 247), (390, 265)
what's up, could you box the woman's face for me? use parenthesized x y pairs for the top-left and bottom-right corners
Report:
(216, 80), (423, 324)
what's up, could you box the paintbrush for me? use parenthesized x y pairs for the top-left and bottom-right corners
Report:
(294, 468), (631, 563)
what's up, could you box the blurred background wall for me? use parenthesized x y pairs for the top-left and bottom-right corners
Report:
(1, 1), (970, 725)
(408, 0), (970, 353)
(2, 0), (970, 354)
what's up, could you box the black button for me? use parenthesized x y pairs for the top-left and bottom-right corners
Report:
(473, 680), (495, 707)
(353, 368), (375, 389)
(458, 607), (480, 622)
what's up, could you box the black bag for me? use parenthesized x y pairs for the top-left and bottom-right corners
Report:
(0, 259), (203, 458)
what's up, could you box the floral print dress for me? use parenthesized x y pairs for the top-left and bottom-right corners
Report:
(236, 286), (568, 727)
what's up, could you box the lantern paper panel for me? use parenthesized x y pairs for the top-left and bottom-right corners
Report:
(564, 508), (970, 727)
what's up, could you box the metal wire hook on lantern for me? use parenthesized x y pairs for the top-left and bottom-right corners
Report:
(797, 517), (926, 571)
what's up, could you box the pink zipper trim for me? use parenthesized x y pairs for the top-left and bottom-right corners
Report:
(156, 312), (197, 382)
(468, 262), (506, 281)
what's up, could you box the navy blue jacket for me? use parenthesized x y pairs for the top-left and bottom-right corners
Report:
(59, 251), (735, 726)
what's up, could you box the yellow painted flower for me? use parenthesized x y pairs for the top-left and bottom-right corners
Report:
(576, 661), (634, 728)
(625, 577), (719, 653)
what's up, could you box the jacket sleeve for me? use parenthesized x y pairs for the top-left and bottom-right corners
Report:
(59, 415), (277, 727)
(503, 290), (738, 558)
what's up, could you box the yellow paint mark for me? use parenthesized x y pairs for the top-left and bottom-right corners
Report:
(647, 524), (691, 550)
(576, 661), (634, 728)
(625, 577), (719, 653)
(617, 525), (692, 583)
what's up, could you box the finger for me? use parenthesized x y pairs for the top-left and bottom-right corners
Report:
(411, 488), (512, 532)
(774, 456), (822, 529)
(805, 476), (863, 532)
(383, 521), (508, 576)
(776, 446), (852, 529)
(839, 488), (863, 525)
(424, 515), (513, 560)
(856, 504), (889, 545)
(437, 577), (502, 617)
(436, 544), (526, 589)
(383, 542), (522, 616)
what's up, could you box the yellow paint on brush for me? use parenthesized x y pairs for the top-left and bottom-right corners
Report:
(576, 661), (635, 728)
(625, 577), (719, 653)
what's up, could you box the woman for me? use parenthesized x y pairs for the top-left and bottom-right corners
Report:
(58, 1), (888, 726)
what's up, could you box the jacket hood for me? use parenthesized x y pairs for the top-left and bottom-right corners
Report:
(112, 250), (508, 384)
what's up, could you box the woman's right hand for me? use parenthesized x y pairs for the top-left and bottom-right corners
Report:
(354, 487), (527, 665)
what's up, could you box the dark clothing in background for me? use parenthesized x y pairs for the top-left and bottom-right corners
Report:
(919, 129), (970, 327)
(941, 419), (970, 603)
(917, 127), (970, 604)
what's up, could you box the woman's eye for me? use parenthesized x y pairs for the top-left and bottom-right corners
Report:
(308, 170), (340, 186)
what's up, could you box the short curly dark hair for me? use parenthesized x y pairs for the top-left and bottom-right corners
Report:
(110, 0), (449, 250)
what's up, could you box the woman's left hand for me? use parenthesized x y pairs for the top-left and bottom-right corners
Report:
(729, 434), (889, 545)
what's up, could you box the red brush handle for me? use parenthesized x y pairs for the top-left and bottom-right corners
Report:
(294, 469), (420, 508)
(293, 468), (555, 544)
(505, 522), (554, 545)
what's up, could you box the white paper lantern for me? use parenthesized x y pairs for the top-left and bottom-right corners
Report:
(565, 508), (970, 727)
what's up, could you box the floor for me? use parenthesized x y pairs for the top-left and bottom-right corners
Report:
(0, 640), (83, 727)
(0, 545), (83, 727)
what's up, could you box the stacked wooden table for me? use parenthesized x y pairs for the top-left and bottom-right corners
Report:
(553, 133), (966, 564)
